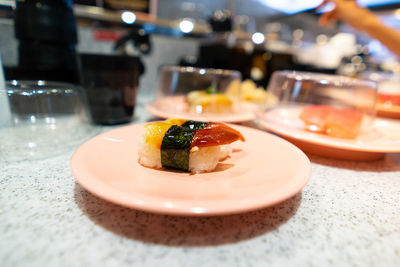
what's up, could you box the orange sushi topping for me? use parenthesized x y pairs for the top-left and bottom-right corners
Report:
(300, 105), (363, 139)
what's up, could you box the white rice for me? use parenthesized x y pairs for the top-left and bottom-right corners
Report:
(189, 146), (222, 173)
(137, 135), (162, 169)
(218, 144), (233, 161)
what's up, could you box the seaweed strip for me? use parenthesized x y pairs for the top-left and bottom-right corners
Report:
(161, 121), (209, 171)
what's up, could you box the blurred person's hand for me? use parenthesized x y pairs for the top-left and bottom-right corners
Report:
(319, 0), (380, 31)
(318, 0), (400, 59)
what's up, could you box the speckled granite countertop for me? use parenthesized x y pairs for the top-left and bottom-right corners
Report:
(1, 102), (400, 267)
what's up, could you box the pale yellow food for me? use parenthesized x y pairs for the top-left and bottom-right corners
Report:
(240, 80), (267, 103)
(187, 79), (278, 114)
(187, 90), (234, 114)
(226, 79), (278, 105)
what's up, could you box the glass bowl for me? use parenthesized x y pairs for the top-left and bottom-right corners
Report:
(153, 66), (243, 116)
(258, 70), (378, 139)
(0, 80), (98, 162)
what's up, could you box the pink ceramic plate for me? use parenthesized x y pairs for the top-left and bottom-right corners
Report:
(70, 124), (311, 216)
(146, 96), (256, 123)
(258, 107), (400, 160)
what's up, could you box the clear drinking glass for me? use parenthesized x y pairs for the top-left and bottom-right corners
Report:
(0, 80), (97, 162)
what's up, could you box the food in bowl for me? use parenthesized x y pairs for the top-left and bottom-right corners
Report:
(226, 79), (278, 105)
(138, 119), (245, 173)
(187, 90), (234, 114)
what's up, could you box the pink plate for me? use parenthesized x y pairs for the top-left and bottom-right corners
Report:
(70, 123), (311, 216)
(146, 96), (256, 123)
(258, 107), (400, 161)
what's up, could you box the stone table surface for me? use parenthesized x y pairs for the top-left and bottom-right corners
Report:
(1, 102), (400, 267)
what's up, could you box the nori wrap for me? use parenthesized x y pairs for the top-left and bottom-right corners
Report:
(160, 120), (209, 171)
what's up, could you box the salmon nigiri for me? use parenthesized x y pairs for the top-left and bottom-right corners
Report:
(299, 105), (363, 139)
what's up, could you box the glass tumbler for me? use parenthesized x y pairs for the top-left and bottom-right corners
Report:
(0, 80), (96, 162)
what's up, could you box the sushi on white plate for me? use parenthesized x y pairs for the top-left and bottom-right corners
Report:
(138, 118), (245, 173)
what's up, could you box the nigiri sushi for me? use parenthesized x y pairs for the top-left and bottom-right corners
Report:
(299, 105), (363, 139)
(138, 119), (245, 173)
(377, 93), (400, 106)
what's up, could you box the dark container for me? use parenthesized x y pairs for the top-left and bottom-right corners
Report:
(11, 0), (79, 84)
(79, 54), (144, 125)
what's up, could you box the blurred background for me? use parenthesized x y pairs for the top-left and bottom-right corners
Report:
(1, 0), (400, 105)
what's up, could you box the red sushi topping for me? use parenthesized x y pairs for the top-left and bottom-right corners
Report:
(300, 105), (363, 139)
(204, 122), (245, 141)
(324, 108), (363, 139)
(190, 123), (245, 148)
(377, 93), (400, 106)
(299, 105), (332, 133)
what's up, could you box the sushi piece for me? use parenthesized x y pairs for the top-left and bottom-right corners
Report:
(377, 93), (400, 106)
(299, 105), (363, 139)
(138, 119), (245, 173)
(299, 105), (333, 133)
